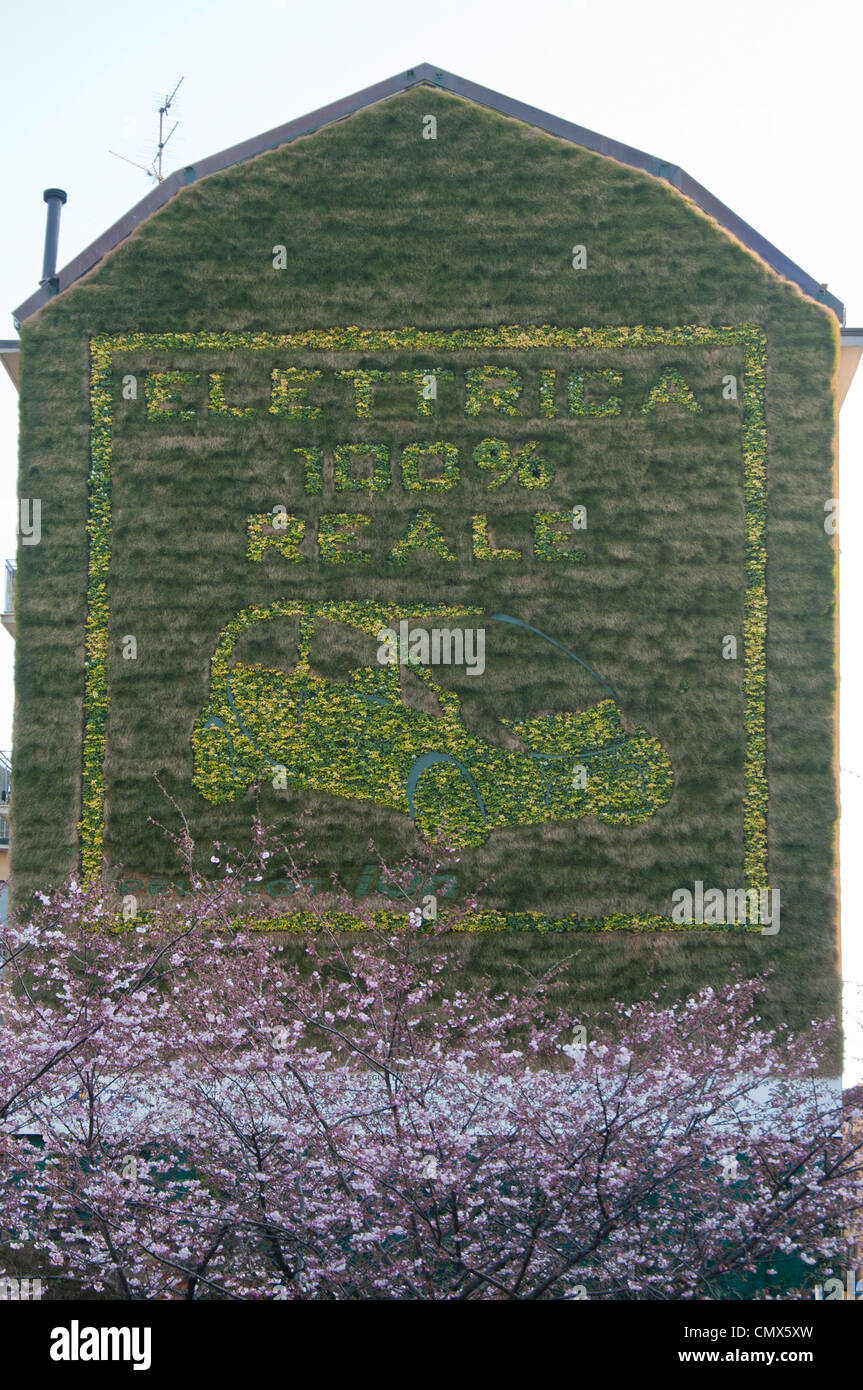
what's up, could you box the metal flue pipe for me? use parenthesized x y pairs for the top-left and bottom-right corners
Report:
(40, 189), (67, 288)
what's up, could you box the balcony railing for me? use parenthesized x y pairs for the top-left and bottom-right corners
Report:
(0, 750), (10, 848)
(2, 560), (14, 638)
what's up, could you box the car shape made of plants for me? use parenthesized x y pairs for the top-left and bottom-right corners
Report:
(192, 600), (673, 847)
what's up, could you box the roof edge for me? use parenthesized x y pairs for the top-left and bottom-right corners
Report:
(12, 62), (844, 325)
(0, 340), (20, 388)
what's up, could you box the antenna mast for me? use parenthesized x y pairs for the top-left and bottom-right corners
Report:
(155, 76), (184, 182)
(109, 77), (184, 184)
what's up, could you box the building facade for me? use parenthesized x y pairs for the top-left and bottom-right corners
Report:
(4, 66), (853, 1029)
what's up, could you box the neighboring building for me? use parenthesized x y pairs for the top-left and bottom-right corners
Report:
(2, 65), (857, 1031)
(1, 560), (12, 886)
(2, 560), (14, 639)
(0, 749), (10, 884)
(844, 1084), (863, 1286)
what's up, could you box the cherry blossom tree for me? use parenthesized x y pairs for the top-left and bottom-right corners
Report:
(1, 819), (859, 1300)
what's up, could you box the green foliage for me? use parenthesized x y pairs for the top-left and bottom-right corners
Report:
(639, 367), (702, 415)
(400, 441), (460, 492)
(190, 599), (673, 857)
(568, 368), (623, 417)
(11, 86), (839, 1029)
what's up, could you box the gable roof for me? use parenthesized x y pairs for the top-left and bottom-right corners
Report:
(12, 62), (844, 326)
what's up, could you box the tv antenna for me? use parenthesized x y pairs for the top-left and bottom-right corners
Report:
(109, 77), (184, 183)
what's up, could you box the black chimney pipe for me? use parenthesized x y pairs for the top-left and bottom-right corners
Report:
(40, 188), (67, 290)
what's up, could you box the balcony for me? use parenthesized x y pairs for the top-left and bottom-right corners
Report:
(0, 749), (9, 850)
(1, 559), (14, 638)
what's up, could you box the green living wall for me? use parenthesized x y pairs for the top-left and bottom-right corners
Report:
(11, 85), (839, 1029)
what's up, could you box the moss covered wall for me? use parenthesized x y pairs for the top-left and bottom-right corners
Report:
(11, 86), (839, 1028)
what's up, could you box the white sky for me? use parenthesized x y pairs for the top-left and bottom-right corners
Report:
(0, 0), (860, 1076)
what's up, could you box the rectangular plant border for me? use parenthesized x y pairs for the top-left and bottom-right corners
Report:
(84, 324), (768, 929)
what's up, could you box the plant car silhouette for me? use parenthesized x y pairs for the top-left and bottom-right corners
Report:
(192, 601), (673, 848)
